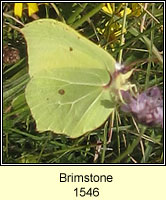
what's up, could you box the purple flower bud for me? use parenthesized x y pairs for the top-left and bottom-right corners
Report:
(121, 87), (163, 128)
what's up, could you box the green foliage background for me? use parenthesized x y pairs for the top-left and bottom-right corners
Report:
(3, 3), (164, 164)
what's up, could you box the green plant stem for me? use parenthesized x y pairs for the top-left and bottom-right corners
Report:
(17, 144), (98, 161)
(72, 3), (104, 29)
(115, 24), (163, 65)
(145, 3), (155, 89)
(118, 3), (128, 63)
(101, 121), (108, 163)
(67, 3), (88, 25)
(116, 111), (120, 156)
(37, 135), (51, 162)
(111, 127), (146, 163)
(50, 3), (65, 23)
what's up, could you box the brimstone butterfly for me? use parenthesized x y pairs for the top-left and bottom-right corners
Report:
(21, 19), (133, 138)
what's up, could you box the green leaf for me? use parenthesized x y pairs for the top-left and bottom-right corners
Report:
(21, 19), (119, 138)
